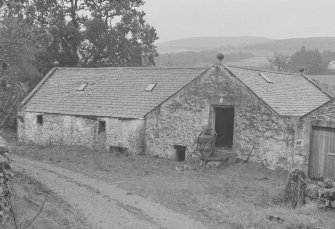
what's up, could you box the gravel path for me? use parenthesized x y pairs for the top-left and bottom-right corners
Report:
(13, 155), (207, 229)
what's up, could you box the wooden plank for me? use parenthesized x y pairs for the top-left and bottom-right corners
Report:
(325, 129), (335, 179)
(310, 126), (335, 179)
(309, 128), (323, 178)
(321, 128), (331, 177)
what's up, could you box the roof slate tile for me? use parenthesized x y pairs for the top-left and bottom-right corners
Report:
(24, 68), (206, 118)
(23, 66), (331, 118)
(227, 66), (331, 116)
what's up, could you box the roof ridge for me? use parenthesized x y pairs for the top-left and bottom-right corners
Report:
(226, 65), (301, 76)
(302, 75), (333, 98)
(57, 67), (207, 70)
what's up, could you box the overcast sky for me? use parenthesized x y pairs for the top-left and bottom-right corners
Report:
(141, 0), (335, 42)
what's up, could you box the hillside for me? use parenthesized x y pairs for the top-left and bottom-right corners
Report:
(155, 36), (335, 68)
(157, 36), (335, 54)
(156, 36), (272, 53)
(243, 37), (335, 54)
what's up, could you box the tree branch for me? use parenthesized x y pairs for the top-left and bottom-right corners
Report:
(24, 192), (50, 229)
(9, 199), (18, 229)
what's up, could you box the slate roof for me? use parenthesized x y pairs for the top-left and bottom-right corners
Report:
(22, 67), (207, 118)
(22, 65), (331, 119)
(226, 66), (331, 117)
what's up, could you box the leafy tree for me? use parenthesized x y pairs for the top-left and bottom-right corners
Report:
(289, 47), (324, 74)
(1, 0), (158, 73)
(0, 0), (43, 89)
(79, 0), (158, 67)
(268, 47), (330, 74)
(267, 52), (290, 71)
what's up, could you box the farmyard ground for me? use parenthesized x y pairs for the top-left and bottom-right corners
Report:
(10, 144), (335, 229)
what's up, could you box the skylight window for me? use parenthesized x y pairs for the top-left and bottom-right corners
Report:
(145, 83), (157, 92)
(259, 73), (273, 83)
(77, 83), (88, 91)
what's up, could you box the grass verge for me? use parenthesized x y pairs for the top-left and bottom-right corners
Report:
(7, 170), (91, 229)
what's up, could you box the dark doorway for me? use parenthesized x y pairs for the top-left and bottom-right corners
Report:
(174, 145), (186, 161)
(214, 107), (234, 148)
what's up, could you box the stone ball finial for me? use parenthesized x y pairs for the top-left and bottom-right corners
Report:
(217, 53), (224, 61)
(298, 67), (305, 74)
(53, 61), (59, 67)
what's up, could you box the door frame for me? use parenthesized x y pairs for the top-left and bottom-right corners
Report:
(211, 105), (235, 148)
(309, 120), (335, 179)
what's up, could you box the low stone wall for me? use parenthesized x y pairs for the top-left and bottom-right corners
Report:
(18, 112), (145, 155)
(0, 135), (12, 225)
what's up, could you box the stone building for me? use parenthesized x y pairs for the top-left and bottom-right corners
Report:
(18, 64), (335, 178)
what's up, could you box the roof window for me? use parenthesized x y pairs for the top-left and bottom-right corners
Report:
(259, 73), (273, 83)
(77, 83), (88, 91)
(145, 83), (157, 92)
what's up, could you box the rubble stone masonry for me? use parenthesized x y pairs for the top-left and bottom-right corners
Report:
(17, 112), (145, 154)
(145, 65), (311, 171)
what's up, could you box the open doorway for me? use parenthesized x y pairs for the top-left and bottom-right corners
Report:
(214, 107), (234, 148)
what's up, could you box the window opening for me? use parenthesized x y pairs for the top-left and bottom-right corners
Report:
(110, 146), (128, 154)
(98, 121), (106, 134)
(37, 115), (43, 125)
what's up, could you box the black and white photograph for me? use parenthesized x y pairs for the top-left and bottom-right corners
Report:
(0, 0), (335, 228)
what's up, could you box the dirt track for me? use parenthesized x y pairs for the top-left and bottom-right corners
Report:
(13, 155), (207, 229)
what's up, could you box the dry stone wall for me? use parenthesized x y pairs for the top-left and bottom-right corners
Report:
(0, 135), (12, 225)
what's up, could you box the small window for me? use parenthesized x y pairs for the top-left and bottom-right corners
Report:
(98, 121), (106, 134)
(77, 83), (88, 91)
(110, 146), (128, 154)
(37, 115), (43, 125)
(145, 83), (157, 92)
(259, 73), (273, 83)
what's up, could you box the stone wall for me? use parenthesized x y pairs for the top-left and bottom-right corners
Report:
(17, 112), (145, 154)
(145, 65), (306, 170)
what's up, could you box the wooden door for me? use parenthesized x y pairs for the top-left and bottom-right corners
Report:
(309, 126), (335, 179)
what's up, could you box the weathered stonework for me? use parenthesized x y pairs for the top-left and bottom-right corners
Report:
(17, 65), (335, 174)
(17, 112), (145, 154)
(145, 65), (314, 170)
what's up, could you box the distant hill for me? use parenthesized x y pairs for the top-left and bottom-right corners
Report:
(156, 36), (273, 53)
(155, 50), (255, 67)
(157, 36), (335, 55)
(155, 36), (335, 69)
(243, 37), (335, 54)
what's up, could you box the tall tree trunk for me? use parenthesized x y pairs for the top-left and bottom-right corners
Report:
(69, 0), (79, 29)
